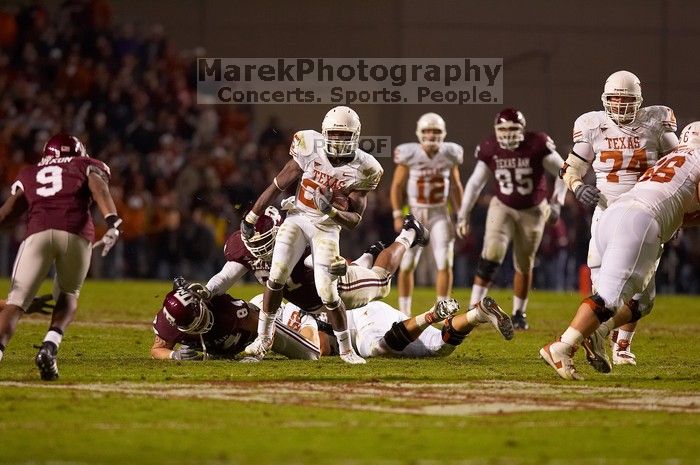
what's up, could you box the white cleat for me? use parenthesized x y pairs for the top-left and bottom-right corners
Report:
(340, 351), (367, 364)
(539, 341), (583, 381)
(244, 336), (273, 358)
(476, 296), (514, 340)
(431, 298), (460, 320)
(612, 349), (637, 366)
(582, 328), (612, 373)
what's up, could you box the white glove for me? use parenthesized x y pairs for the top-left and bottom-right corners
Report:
(456, 216), (470, 239)
(547, 203), (561, 225)
(313, 187), (334, 214)
(170, 346), (202, 361)
(93, 228), (120, 257)
(329, 256), (348, 277)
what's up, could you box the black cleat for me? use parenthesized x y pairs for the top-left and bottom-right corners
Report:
(402, 214), (430, 247)
(35, 342), (59, 381)
(511, 310), (529, 331)
(365, 241), (386, 260)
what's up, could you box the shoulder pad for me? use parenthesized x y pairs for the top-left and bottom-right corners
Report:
(442, 142), (464, 165)
(290, 130), (321, 167)
(355, 152), (383, 191)
(393, 143), (418, 165)
(641, 105), (677, 132)
(573, 111), (604, 143)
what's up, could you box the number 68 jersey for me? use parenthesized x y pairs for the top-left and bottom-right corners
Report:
(11, 155), (111, 242)
(393, 142), (463, 208)
(573, 105), (677, 205)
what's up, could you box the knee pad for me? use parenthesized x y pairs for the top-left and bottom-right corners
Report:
(475, 258), (500, 282)
(584, 293), (615, 323)
(441, 317), (469, 346)
(382, 321), (414, 352)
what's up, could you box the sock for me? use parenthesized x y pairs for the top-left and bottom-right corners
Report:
(334, 329), (353, 354)
(560, 327), (584, 347)
(414, 307), (440, 330)
(597, 319), (616, 338)
(469, 284), (488, 307)
(466, 307), (487, 325)
(437, 295), (448, 302)
(44, 328), (64, 349)
(398, 296), (412, 317)
(513, 296), (529, 316)
(395, 229), (415, 249)
(353, 253), (374, 269)
(0, 346), (4, 362)
(257, 311), (275, 339)
(615, 329), (635, 350)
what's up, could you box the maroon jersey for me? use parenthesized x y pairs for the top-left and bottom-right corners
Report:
(224, 231), (324, 311)
(152, 294), (257, 356)
(476, 132), (554, 209)
(12, 156), (111, 241)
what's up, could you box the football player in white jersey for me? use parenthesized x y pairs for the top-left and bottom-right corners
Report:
(559, 70), (678, 365)
(239, 106), (383, 364)
(541, 122), (700, 380)
(390, 113), (464, 316)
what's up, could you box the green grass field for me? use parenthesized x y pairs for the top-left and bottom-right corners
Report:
(0, 279), (698, 465)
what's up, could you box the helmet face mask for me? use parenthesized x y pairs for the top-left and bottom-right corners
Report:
(416, 113), (446, 151)
(162, 287), (214, 335)
(494, 108), (526, 150)
(321, 106), (361, 158)
(242, 206), (283, 260)
(601, 70), (643, 125)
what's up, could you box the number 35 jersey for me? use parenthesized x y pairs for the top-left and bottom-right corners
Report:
(393, 142), (463, 208)
(11, 156), (111, 242)
(573, 106), (677, 205)
(476, 132), (554, 210)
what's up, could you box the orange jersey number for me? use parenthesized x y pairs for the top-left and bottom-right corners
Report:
(600, 149), (648, 183)
(639, 155), (686, 183)
(416, 175), (446, 204)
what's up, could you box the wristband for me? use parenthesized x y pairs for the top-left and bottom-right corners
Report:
(105, 214), (123, 229)
(245, 211), (260, 224)
(328, 207), (338, 218)
(392, 209), (403, 219)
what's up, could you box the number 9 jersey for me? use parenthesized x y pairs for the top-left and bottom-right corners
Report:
(393, 142), (463, 208)
(11, 156), (111, 242)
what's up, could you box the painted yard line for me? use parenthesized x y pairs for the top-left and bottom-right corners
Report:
(1, 380), (698, 416)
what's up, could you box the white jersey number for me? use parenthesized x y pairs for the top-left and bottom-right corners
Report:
(36, 166), (64, 197)
(494, 167), (533, 196)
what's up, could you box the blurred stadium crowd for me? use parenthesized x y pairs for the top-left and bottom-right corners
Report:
(1, 1), (698, 292)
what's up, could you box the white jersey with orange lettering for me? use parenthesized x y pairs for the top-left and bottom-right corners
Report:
(572, 105), (677, 206)
(625, 145), (700, 242)
(290, 130), (383, 225)
(393, 142), (463, 208)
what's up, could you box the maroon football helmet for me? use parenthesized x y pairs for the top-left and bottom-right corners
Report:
(161, 285), (213, 335)
(242, 206), (283, 260)
(494, 108), (526, 150)
(42, 133), (88, 159)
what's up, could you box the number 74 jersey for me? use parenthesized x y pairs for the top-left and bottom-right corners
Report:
(573, 105), (677, 205)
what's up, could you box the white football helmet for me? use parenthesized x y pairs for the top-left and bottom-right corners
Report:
(321, 106), (361, 157)
(601, 70), (643, 125)
(416, 112), (446, 149)
(680, 122), (700, 148)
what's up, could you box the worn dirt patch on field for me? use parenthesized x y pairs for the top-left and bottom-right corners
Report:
(2, 380), (699, 416)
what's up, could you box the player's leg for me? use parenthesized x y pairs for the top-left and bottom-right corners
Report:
(430, 213), (454, 302)
(371, 214), (428, 274)
(41, 231), (92, 380)
(0, 231), (55, 363)
(246, 218), (307, 357)
(396, 210), (429, 316)
(470, 197), (511, 306)
(510, 201), (548, 330)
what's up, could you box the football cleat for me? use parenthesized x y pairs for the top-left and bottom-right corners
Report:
(402, 214), (430, 247)
(582, 328), (612, 373)
(432, 298), (460, 320)
(476, 296), (514, 341)
(611, 330), (637, 366)
(539, 341), (583, 381)
(340, 351), (367, 364)
(365, 241), (386, 260)
(243, 336), (273, 358)
(511, 310), (529, 331)
(35, 342), (59, 381)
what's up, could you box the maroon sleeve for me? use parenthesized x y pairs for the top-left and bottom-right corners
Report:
(83, 157), (112, 182)
(223, 230), (253, 265)
(152, 310), (187, 344)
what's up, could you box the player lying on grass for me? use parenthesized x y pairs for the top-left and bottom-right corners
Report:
(299, 295), (513, 359)
(150, 278), (321, 361)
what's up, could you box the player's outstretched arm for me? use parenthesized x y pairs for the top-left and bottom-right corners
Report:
(448, 165), (464, 218)
(88, 173), (123, 257)
(242, 159), (302, 237)
(0, 189), (28, 229)
(456, 161), (490, 238)
(390, 164), (409, 232)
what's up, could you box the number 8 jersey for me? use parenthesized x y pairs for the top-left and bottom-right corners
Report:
(572, 105), (677, 205)
(11, 155), (111, 242)
(393, 141), (463, 208)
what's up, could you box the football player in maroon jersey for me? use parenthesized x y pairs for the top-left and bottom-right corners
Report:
(456, 109), (567, 330)
(0, 134), (122, 380)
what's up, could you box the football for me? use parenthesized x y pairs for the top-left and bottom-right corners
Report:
(331, 190), (350, 211)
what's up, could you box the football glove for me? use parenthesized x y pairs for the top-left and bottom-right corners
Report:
(547, 203), (561, 225)
(574, 184), (601, 208)
(92, 215), (122, 257)
(329, 256), (348, 277)
(456, 216), (470, 239)
(170, 346), (202, 361)
(26, 294), (54, 315)
(313, 187), (334, 215)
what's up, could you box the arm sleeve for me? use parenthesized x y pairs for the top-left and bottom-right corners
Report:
(205, 261), (248, 296)
(561, 152), (592, 193)
(543, 151), (567, 205)
(457, 160), (491, 219)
